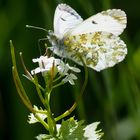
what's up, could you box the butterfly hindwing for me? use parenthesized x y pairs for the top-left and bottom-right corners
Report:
(63, 32), (127, 71)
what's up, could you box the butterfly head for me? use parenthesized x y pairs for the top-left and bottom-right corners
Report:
(47, 30), (66, 57)
(47, 30), (60, 46)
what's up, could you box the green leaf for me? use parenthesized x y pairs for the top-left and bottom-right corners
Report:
(36, 120), (103, 140)
(36, 134), (59, 140)
(59, 117), (86, 140)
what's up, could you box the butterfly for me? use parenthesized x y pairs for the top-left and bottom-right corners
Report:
(48, 3), (127, 71)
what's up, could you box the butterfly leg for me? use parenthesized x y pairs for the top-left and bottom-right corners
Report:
(38, 38), (48, 55)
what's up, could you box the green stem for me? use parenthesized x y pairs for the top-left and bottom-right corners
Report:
(55, 102), (77, 122)
(10, 40), (50, 132)
(45, 91), (57, 137)
(32, 80), (45, 92)
(52, 82), (65, 89)
(53, 75), (63, 83)
(20, 52), (45, 93)
(34, 110), (47, 114)
(34, 114), (49, 130)
(10, 40), (33, 111)
(55, 56), (88, 122)
(12, 67), (34, 112)
(13, 67), (49, 131)
(33, 74), (47, 108)
(41, 66), (57, 136)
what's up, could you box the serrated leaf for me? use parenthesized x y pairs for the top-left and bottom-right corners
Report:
(59, 117), (86, 140)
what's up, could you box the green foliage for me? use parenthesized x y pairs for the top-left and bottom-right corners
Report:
(36, 118), (103, 140)
(36, 118), (86, 140)
(59, 118), (85, 140)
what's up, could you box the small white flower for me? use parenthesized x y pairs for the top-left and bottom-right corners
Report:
(62, 73), (78, 85)
(66, 64), (81, 73)
(31, 56), (60, 75)
(58, 63), (81, 75)
(28, 105), (47, 124)
(31, 56), (80, 74)
(31, 55), (81, 85)
(84, 122), (103, 140)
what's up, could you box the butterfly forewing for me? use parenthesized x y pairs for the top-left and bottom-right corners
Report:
(63, 32), (127, 71)
(54, 4), (83, 39)
(69, 9), (127, 36)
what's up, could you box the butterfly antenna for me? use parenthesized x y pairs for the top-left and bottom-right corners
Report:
(26, 25), (48, 33)
(26, 25), (50, 55)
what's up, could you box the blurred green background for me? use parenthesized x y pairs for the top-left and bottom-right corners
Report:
(1, 0), (140, 140)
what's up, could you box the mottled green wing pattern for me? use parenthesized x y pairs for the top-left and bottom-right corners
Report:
(101, 9), (126, 26)
(63, 32), (127, 71)
(69, 9), (127, 37)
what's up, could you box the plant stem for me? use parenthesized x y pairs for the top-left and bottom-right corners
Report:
(52, 82), (65, 89)
(55, 56), (88, 122)
(34, 114), (49, 130)
(10, 40), (32, 105)
(45, 90), (57, 137)
(12, 67), (34, 112)
(33, 74), (47, 108)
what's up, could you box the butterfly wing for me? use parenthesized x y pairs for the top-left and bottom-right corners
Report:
(68, 9), (127, 36)
(53, 5), (127, 71)
(63, 32), (127, 71)
(53, 4), (83, 39)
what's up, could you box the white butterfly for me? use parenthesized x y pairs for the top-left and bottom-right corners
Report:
(48, 3), (127, 71)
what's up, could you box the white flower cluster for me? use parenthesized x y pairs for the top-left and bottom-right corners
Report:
(31, 56), (80, 85)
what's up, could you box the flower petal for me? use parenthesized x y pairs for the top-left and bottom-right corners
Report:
(28, 105), (47, 124)
(84, 122), (103, 140)
(62, 73), (77, 85)
(66, 64), (81, 73)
